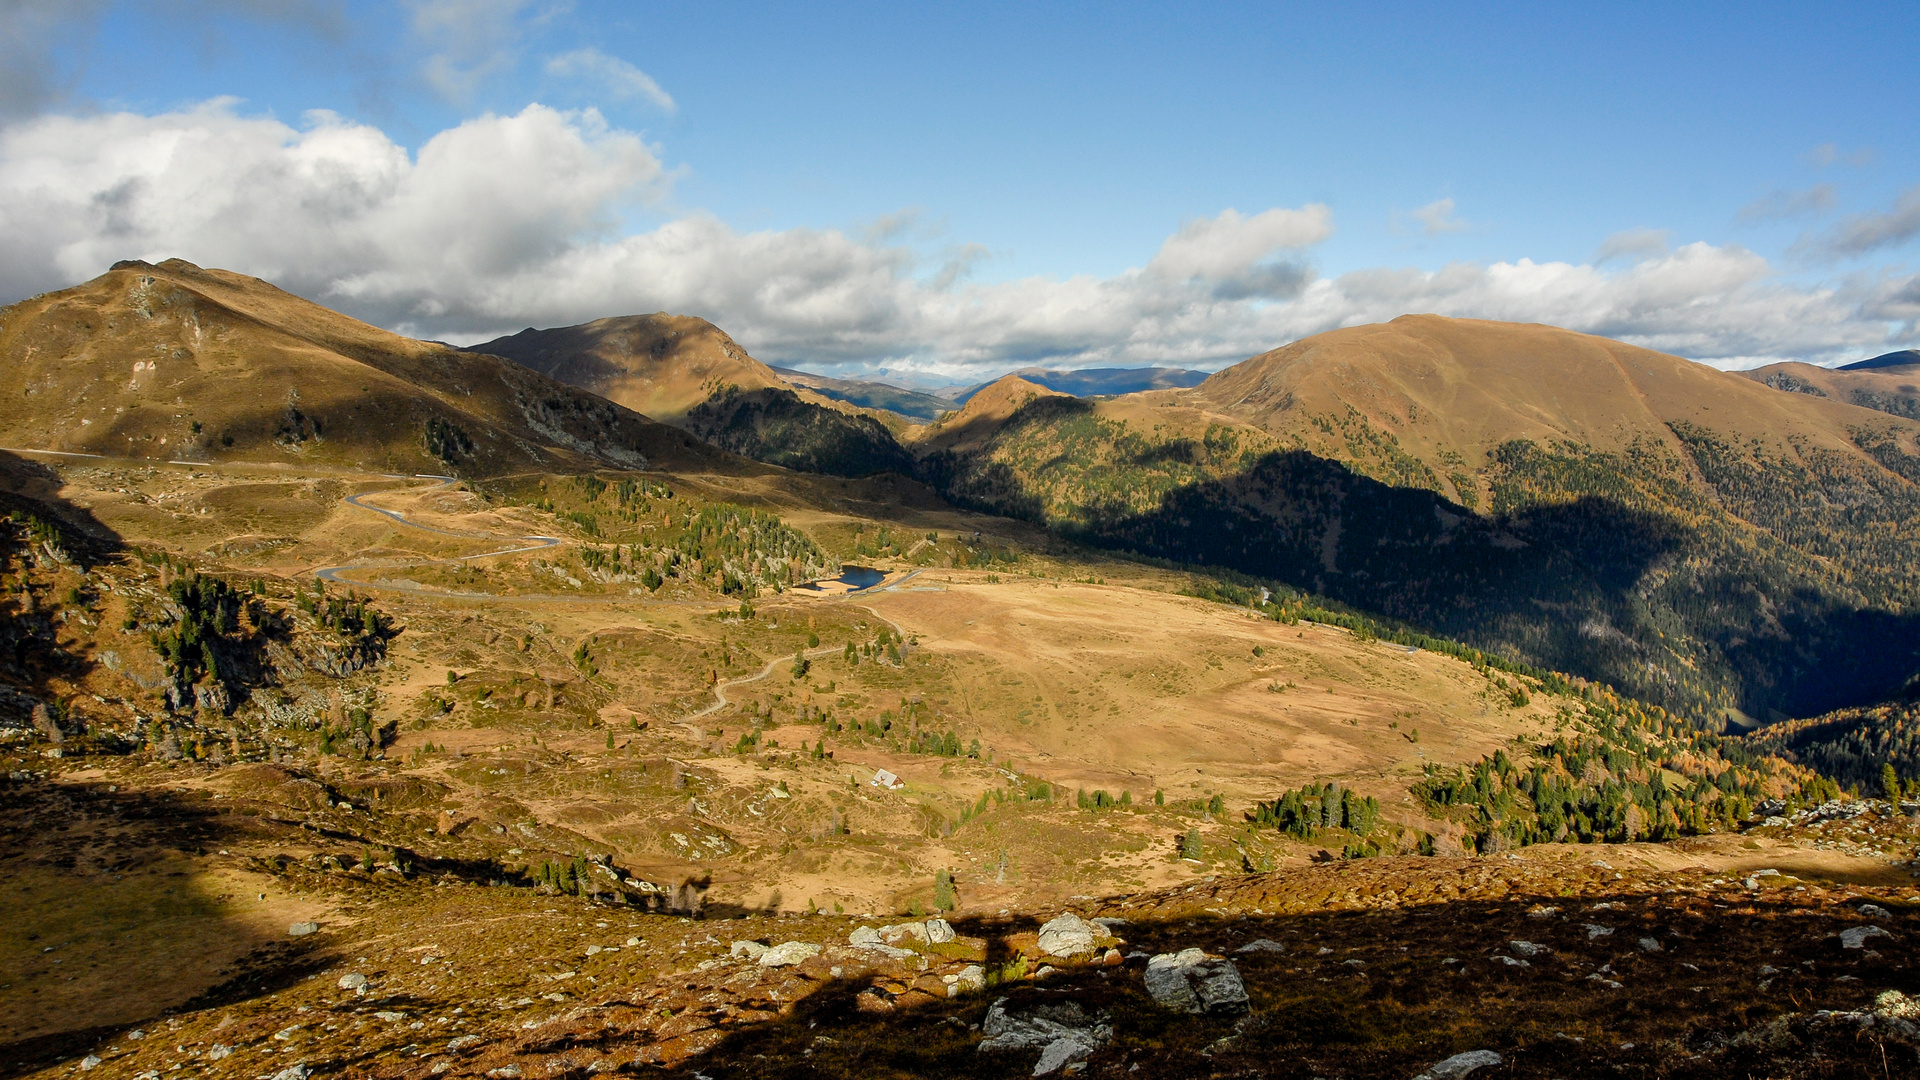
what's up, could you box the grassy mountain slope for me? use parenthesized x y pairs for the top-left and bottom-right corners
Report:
(1740, 355), (1920, 422)
(916, 317), (1920, 723)
(470, 317), (920, 476)
(0, 260), (731, 478)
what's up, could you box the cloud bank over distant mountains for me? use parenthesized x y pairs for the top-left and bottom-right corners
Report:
(2, 101), (1917, 378)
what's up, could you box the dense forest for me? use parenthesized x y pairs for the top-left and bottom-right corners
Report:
(685, 386), (916, 478)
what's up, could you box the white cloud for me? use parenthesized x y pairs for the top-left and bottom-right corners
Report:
(1408, 197), (1468, 236)
(544, 48), (674, 113)
(0, 101), (1912, 380)
(1146, 206), (1333, 281)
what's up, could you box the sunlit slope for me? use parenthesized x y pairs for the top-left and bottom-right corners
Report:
(916, 317), (1920, 721)
(1740, 356), (1920, 424)
(1195, 315), (1918, 505)
(0, 260), (733, 476)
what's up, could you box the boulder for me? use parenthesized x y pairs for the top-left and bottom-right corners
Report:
(1235, 938), (1286, 954)
(1143, 949), (1249, 1015)
(880, 922), (930, 946)
(1036, 913), (1100, 958)
(1413, 1050), (1502, 1079)
(1841, 925), (1893, 949)
(977, 997), (1112, 1064)
(849, 926), (883, 946)
(1032, 1038), (1091, 1076)
(730, 940), (768, 961)
(758, 941), (822, 967)
(337, 973), (368, 991)
(925, 918), (956, 944)
(1508, 941), (1547, 957)
(288, 921), (319, 937)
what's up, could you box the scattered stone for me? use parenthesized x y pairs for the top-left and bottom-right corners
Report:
(977, 997), (1113, 1068)
(758, 941), (822, 967)
(946, 964), (986, 997)
(1637, 937), (1663, 953)
(1585, 924), (1614, 939)
(207, 1046), (232, 1061)
(1413, 1049), (1503, 1080)
(1491, 955), (1529, 968)
(849, 926), (883, 947)
(1090, 917), (1129, 933)
(1509, 941), (1548, 957)
(270, 1066), (309, 1080)
(1032, 1038), (1092, 1076)
(487, 1067), (521, 1079)
(1859, 903), (1893, 919)
(447, 1035), (482, 1051)
(880, 922), (930, 946)
(337, 973), (368, 992)
(1841, 926), (1893, 949)
(585, 944), (603, 956)
(1036, 914), (1100, 958)
(1143, 949), (1250, 1015)
(925, 918), (956, 944)
(625, 936), (641, 947)
(287, 921), (319, 937)
(80, 1056), (101, 1071)
(730, 940), (768, 961)
(374, 1011), (408, 1022)
(1235, 939), (1286, 954)
(1101, 948), (1123, 966)
(1526, 905), (1560, 919)
(1586, 973), (1623, 989)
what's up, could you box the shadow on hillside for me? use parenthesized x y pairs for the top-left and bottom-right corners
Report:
(0, 450), (128, 731)
(933, 434), (1920, 721)
(492, 883), (1916, 1080)
(0, 777), (332, 1079)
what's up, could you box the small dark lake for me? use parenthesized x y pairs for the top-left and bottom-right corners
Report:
(795, 565), (887, 592)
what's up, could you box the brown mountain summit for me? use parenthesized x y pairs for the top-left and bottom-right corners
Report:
(0, 259), (729, 477)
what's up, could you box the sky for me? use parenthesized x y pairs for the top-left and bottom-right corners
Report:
(1, 1), (1917, 384)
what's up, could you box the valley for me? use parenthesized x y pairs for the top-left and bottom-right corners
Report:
(3, 264), (1919, 1079)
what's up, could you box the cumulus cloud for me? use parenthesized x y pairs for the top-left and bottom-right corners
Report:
(1408, 197), (1468, 236)
(544, 48), (674, 113)
(1808, 184), (1920, 258)
(1146, 206), (1332, 285)
(0, 101), (1912, 378)
(1735, 184), (1835, 225)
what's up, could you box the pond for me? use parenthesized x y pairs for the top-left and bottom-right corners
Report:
(797, 565), (887, 592)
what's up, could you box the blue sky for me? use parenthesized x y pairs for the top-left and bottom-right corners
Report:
(3, 1), (1917, 380)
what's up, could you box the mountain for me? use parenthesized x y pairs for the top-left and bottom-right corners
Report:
(915, 315), (1920, 722)
(950, 365), (1210, 404)
(770, 366), (957, 422)
(1843, 349), (1920, 372)
(1741, 353), (1920, 422)
(470, 319), (920, 478)
(0, 260), (728, 478)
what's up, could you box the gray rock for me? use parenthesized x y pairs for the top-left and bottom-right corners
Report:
(206, 1046), (232, 1062)
(80, 1056), (101, 1071)
(1032, 1037), (1092, 1076)
(1637, 937), (1663, 953)
(849, 926), (883, 946)
(925, 918), (956, 944)
(1491, 955), (1529, 968)
(977, 996), (1112, 1058)
(287, 921), (319, 937)
(337, 973), (368, 991)
(1508, 941), (1548, 957)
(730, 940), (768, 961)
(948, 964), (986, 996)
(1859, 903), (1893, 919)
(270, 1066), (309, 1080)
(880, 921), (930, 946)
(486, 1068), (521, 1080)
(1091, 917), (1129, 932)
(758, 941), (822, 967)
(1036, 913), (1099, 958)
(1143, 948), (1249, 1015)
(1584, 924), (1614, 939)
(1235, 939), (1286, 954)
(1841, 925), (1893, 949)
(1413, 1050), (1502, 1079)
(447, 1035), (482, 1051)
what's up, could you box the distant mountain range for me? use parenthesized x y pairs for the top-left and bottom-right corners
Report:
(949, 365), (1211, 404)
(1740, 349), (1920, 422)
